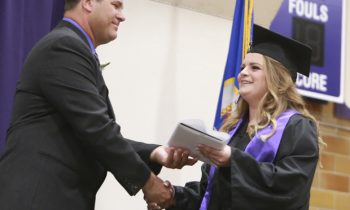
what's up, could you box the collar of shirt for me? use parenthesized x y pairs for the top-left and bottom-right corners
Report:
(62, 17), (96, 55)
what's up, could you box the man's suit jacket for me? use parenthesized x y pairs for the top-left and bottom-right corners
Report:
(0, 21), (160, 210)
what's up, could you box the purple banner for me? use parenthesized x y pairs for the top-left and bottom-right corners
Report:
(270, 0), (345, 103)
(0, 0), (64, 154)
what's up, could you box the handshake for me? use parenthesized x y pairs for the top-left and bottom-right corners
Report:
(142, 173), (175, 210)
(141, 146), (197, 209)
(140, 142), (231, 209)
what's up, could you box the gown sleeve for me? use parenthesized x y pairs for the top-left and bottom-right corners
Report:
(227, 114), (319, 209)
(167, 164), (210, 210)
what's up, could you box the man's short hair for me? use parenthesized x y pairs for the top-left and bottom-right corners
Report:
(64, 0), (103, 11)
(64, 0), (80, 11)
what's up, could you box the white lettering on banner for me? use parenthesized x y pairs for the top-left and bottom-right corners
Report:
(296, 72), (327, 92)
(288, 0), (328, 22)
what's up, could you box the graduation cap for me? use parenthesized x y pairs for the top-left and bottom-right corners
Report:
(248, 24), (312, 82)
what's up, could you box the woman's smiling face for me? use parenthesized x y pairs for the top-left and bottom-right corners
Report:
(238, 53), (268, 105)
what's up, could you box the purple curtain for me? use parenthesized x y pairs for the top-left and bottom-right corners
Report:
(0, 0), (64, 154)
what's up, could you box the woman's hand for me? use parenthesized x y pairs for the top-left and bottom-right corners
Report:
(197, 144), (231, 167)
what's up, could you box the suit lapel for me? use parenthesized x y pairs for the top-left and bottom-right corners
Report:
(56, 21), (116, 120)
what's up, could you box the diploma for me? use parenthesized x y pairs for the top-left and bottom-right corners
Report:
(168, 119), (230, 165)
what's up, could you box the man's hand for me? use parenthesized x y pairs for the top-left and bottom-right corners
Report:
(142, 173), (173, 207)
(150, 146), (197, 169)
(146, 180), (175, 210)
(197, 144), (231, 167)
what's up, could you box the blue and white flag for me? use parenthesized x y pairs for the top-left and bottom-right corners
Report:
(214, 0), (254, 130)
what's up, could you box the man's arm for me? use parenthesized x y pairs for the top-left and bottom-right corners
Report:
(39, 35), (154, 195)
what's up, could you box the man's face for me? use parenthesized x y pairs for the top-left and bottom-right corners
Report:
(89, 0), (125, 46)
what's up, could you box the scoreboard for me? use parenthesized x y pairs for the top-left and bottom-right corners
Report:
(270, 0), (345, 103)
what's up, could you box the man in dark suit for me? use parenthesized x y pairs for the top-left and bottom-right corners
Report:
(0, 0), (196, 209)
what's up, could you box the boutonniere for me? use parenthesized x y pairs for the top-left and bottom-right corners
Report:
(100, 62), (111, 71)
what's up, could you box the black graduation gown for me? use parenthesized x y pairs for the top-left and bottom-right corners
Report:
(168, 114), (319, 210)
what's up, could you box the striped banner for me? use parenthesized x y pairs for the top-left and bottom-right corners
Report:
(214, 0), (254, 130)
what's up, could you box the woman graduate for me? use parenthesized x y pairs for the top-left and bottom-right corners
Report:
(149, 24), (324, 210)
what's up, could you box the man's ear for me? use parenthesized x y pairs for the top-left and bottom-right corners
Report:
(81, 0), (93, 13)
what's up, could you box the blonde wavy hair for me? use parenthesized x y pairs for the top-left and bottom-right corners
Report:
(220, 55), (324, 148)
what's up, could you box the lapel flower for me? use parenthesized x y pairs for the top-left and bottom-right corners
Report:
(100, 62), (111, 71)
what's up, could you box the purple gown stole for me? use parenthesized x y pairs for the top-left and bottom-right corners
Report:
(199, 109), (298, 210)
